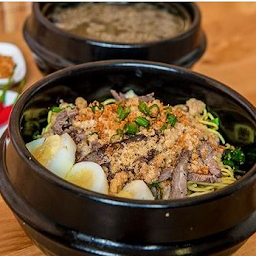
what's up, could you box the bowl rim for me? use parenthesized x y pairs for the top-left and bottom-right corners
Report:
(33, 2), (201, 48)
(9, 60), (256, 208)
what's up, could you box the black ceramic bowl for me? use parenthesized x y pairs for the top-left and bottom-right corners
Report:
(1, 60), (256, 256)
(23, 2), (206, 74)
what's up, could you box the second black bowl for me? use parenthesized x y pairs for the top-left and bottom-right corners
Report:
(23, 2), (206, 74)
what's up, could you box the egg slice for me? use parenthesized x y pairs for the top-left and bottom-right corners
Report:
(26, 133), (76, 178)
(65, 162), (109, 194)
(118, 180), (154, 200)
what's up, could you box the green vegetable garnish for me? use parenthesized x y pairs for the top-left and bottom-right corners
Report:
(222, 147), (245, 169)
(51, 106), (62, 113)
(234, 169), (246, 175)
(102, 98), (116, 105)
(110, 134), (123, 143)
(149, 104), (160, 118)
(165, 106), (172, 115)
(116, 129), (124, 135)
(91, 102), (104, 113)
(32, 131), (40, 140)
(160, 124), (168, 131)
(138, 101), (149, 116)
(211, 118), (220, 126)
(148, 181), (160, 189)
(135, 117), (150, 128)
(167, 114), (177, 127)
(124, 122), (138, 135)
(117, 106), (131, 120)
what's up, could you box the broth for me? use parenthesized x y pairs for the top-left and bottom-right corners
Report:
(49, 3), (191, 44)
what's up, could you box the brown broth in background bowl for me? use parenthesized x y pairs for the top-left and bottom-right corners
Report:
(48, 3), (191, 44)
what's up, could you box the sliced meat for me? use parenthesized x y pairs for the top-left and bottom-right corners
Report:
(52, 108), (79, 135)
(122, 134), (147, 144)
(52, 108), (85, 144)
(110, 89), (126, 101)
(82, 147), (110, 165)
(138, 92), (155, 102)
(199, 142), (221, 177)
(161, 181), (171, 200)
(52, 110), (70, 135)
(67, 108), (78, 119)
(63, 126), (87, 144)
(150, 186), (162, 200)
(91, 139), (101, 151)
(137, 149), (156, 163)
(170, 150), (191, 199)
(188, 173), (221, 183)
(158, 168), (173, 182)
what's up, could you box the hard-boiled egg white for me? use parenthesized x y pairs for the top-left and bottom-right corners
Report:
(65, 161), (109, 194)
(26, 133), (76, 178)
(117, 180), (154, 200)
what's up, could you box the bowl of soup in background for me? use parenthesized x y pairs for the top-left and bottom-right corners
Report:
(23, 2), (206, 74)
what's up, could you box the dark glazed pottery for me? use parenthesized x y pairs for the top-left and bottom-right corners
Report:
(1, 60), (256, 256)
(23, 3), (206, 74)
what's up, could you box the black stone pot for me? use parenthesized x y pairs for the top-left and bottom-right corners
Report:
(1, 60), (256, 256)
(23, 3), (206, 74)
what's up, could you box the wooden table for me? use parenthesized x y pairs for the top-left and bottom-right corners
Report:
(1, 3), (256, 256)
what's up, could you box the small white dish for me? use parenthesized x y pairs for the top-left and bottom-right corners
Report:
(0, 90), (19, 137)
(0, 42), (26, 86)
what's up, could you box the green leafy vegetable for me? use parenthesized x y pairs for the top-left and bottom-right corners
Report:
(211, 118), (220, 126)
(222, 147), (245, 169)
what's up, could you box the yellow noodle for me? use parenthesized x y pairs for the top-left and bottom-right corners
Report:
(199, 120), (219, 130)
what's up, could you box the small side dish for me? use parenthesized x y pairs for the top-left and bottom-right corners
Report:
(0, 42), (26, 86)
(0, 54), (15, 79)
(26, 90), (245, 200)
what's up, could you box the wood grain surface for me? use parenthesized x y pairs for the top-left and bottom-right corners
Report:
(1, 2), (256, 256)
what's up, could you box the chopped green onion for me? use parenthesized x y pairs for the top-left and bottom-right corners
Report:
(124, 122), (138, 135)
(138, 101), (149, 116)
(165, 106), (172, 115)
(117, 106), (131, 120)
(135, 116), (150, 128)
(160, 124), (168, 131)
(102, 98), (116, 105)
(51, 106), (62, 113)
(167, 114), (177, 127)
(89, 131), (99, 136)
(116, 129), (124, 135)
(91, 103), (104, 113)
(110, 134), (123, 143)
(149, 104), (160, 118)
(148, 181), (160, 189)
